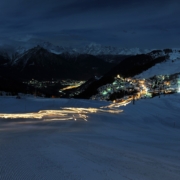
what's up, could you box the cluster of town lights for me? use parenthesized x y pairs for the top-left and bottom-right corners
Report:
(2, 73), (180, 121)
(92, 73), (180, 102)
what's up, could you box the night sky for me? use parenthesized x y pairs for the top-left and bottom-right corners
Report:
(0, 0), (180, 48)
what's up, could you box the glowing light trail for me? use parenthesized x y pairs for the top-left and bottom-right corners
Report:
(0, 104), (124, 121)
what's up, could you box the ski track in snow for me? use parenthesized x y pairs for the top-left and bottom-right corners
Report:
(0, 95), (180, 179)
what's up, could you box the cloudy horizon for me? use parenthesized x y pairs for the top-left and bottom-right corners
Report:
(0, 0), (180, 49)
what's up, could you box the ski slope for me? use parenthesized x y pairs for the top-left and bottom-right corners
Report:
(136, 51), (180, 78)
(0, 94), (180, 180)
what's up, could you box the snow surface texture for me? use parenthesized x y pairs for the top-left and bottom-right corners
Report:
(0, 94), (180, 180)
(136, 51), (180, 78)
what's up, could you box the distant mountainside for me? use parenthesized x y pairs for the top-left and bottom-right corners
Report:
(0, 46), (119, 80)
(77, 43), (151, 55)
(0, 42), (151, 57)
(1, 43), (179, 99)
(0, 75), (27, 94)
(0, 42), (150, 81)
(70, 49), (180, 99)
(0, 54), (9, 65)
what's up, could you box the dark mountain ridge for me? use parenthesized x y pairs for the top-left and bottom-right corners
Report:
(0, 47), (173, 98)
(73, 50), (169, 99)
(0, 46), (117, 81)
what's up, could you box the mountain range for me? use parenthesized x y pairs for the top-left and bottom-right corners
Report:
(0, 41), (157, 81)
(0, 44), (132, 81)
(0, 42), (179, 98)
(0, 41), (151, 57)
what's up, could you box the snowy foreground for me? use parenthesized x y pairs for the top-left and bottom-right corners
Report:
(0, 95), (180, 180)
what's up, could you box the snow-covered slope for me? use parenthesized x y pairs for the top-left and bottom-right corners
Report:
(136, 50), (180, 78)
(0, 95), (180, 180)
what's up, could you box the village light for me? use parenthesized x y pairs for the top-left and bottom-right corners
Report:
(117, 74), (120, 78)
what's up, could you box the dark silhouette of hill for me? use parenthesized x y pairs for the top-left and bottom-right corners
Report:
(0, 75), (27, 94)
(0, 46), (116, 81)
(75, 54), (167, 99)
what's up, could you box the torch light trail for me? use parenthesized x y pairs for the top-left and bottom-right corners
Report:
(0, 101), (127, 121)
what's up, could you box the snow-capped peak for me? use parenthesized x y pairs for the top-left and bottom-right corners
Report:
(77, 43), (151, 55)
(0, 41), (152, 57)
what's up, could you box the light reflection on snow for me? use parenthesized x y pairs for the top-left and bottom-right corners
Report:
(0, 101), (126, 121)
(177, 87), (180, 93)
(102, 100), (131, 108)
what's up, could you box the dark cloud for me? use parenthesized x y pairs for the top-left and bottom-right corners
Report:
(0, 0), (180, 48)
